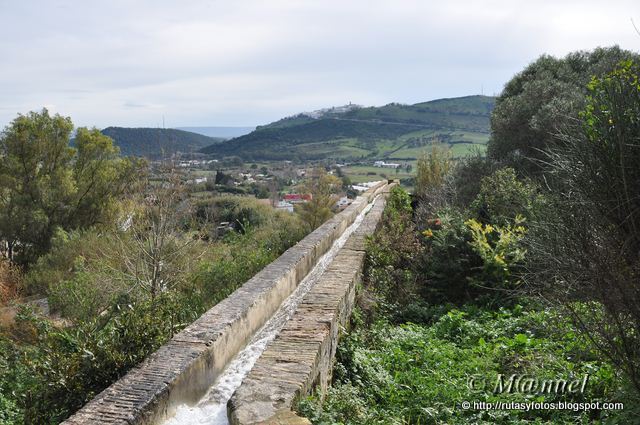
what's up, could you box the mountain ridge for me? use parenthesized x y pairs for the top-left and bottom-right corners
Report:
(101, 127), (224, 158)
(200, 95), (495, 161)
(175, 126), (255, 139)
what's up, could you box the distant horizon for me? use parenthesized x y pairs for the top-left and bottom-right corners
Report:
(2, 93), (496, 130)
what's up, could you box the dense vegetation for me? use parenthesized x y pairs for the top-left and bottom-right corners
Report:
(0, 111), (313, 423)
(0, 194), (306, 423)
(100, 127), (223, 158)
(200, 95), (495, 161)
(298, 47), (640, 423)
(488, 46), (639, 175)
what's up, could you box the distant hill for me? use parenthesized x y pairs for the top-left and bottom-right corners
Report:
(175, 126), (255, 139)
(200, 95), (495, 161)
(101, 127), (224, 158)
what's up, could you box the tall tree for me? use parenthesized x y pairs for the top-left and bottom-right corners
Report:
(0, 109), (143, 265)
(295, 168), (341, 231)
(527, 60), (640, 393)
(488, 46), (639, 176)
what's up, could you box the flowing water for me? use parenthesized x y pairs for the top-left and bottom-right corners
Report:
(164, 198), (376, 425)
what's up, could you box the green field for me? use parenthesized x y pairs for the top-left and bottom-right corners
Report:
(202, 95), (495, 161)
(341, 164), (414, 184)
(231, 129), (491, 164)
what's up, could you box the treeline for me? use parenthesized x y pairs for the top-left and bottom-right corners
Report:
(0, 111), (309, 423)
(299, 46), (640, 423)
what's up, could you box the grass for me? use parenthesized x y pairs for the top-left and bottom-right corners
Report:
(298, 306), (629, 425)
(341, 165), (414, 184)
(292, 139), (372, 158)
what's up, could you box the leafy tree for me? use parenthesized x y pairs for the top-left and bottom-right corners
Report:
(70, 128), (143, 229)
(488, 46), (639, 176)
(214, 170), (233, 186)
(0, 110), (75, 264)
(0, 110), (143, 265)
(450, 150), (497, 208)
(526, 60), (640, 393)
(295, 168), (341, 231)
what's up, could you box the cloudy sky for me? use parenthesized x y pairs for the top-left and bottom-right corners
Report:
(0, 0), (639, 129)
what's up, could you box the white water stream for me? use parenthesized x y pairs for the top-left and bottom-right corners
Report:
(164, 198), (376, 425)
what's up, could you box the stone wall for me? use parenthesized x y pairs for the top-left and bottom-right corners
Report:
(62, 182), (388, 425)
(227, 191), (390, 425)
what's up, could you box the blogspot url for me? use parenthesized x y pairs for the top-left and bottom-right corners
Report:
(460, 401), (624, 412)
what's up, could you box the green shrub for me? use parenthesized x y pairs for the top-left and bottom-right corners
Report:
(451, 152), (498, 208)
(385, 186), (412, 214)
(298, 306), (623, 424)
(418, 206), (483, 304)
(470, 167), (541, 226)
(465, 216), (527, 291)
(364, 187), (422, 310)
(25, 229), (107, 296)
(47, 260), (121, 322)
(11, 292), (204, 424)
(195, 195), (273, 234)
(0, 337), (26, 425)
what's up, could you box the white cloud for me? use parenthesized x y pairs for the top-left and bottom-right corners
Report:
(0, 0), (639, 128)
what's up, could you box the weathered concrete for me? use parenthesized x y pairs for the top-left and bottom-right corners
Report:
(62, 182), (387, 425)
(227, 193), (389, 425)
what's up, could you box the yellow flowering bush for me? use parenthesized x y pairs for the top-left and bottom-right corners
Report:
(465, 215), (527, 289)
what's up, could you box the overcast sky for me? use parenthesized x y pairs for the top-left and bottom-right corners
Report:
(0, 0), (639, 129)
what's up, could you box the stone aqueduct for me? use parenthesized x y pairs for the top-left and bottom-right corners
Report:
(63, 181), (395, 425)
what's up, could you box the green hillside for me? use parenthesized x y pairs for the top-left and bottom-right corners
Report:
(101, 127), (224, 158)
(201, 95), (495, 161)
